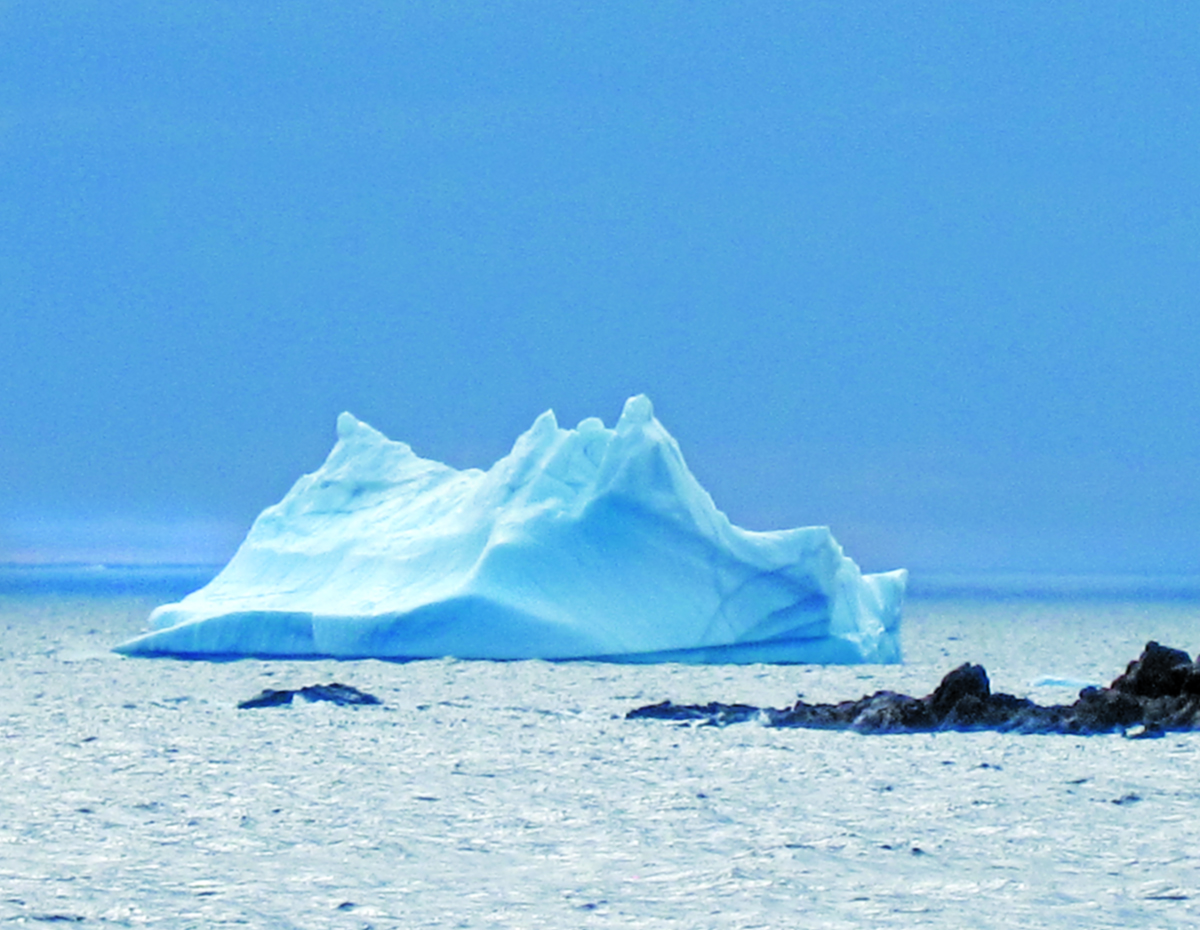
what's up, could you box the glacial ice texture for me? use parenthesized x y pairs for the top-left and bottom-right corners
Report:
(115, 396), (905, 662)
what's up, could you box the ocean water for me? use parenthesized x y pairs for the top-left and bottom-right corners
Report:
(2, 573), (1200, 928)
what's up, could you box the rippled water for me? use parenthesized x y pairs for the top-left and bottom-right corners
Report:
(3, 588), (1200, 928)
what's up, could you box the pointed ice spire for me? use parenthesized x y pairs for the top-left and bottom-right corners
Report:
(336, 411), (382, 442)
(616, 394), (654, 431)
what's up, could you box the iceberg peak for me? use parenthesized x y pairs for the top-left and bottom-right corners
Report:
(617, 393), (654, 429)
(336, 410), (362, 439)
(115, 396), (905, 663)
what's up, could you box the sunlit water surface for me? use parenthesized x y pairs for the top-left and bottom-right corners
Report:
(2, 588), (1200, 928)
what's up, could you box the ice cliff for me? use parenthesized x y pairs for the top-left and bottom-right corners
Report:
(115, 396), (905, 663)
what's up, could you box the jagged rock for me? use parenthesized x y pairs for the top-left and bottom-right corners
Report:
(238, 683), (382, 709)
(626, 642), (1200, 735)
(1110, 641), (1194, 698)
(929, 663), (989, 716)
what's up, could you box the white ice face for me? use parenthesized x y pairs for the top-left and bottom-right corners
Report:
(115, 396), (905, 663)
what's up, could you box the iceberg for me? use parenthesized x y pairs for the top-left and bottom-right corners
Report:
(115, 396), (905, 663)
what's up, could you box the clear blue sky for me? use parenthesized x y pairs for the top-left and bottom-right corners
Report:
(2, 2), (1198, 574)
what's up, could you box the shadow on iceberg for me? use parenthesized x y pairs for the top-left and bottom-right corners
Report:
(114, 396), (905, 664)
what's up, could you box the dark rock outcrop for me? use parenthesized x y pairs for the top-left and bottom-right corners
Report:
(1109, 641), (1199, 698)
(625, 701), (760, 726)
(238, 683), (382, 709)
(627, 642), (1200, 735)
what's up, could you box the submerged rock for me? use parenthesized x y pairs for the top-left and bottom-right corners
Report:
(237, 683), (382, 709)
(627, 641), (1200, 735)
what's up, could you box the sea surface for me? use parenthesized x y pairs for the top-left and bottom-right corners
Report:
(2, 568), (1200, 928)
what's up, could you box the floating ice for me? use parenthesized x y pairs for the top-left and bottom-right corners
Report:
(115, 396), (905, 663)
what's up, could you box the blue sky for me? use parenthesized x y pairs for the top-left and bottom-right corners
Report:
(2, 2), (1198, 574)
